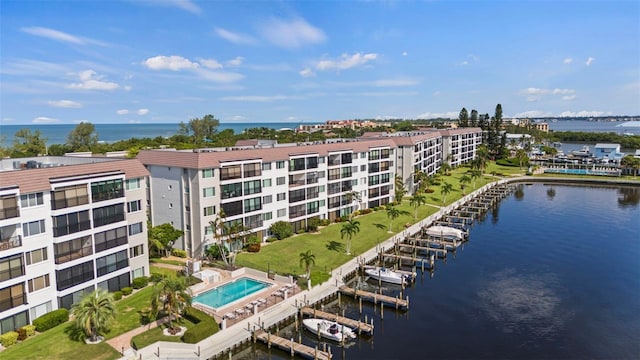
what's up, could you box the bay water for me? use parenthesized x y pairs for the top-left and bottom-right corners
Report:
(237, 183), (640, 359)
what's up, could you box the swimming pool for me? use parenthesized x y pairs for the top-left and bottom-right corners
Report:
(544, 168), (621, 176)
(193, 277), (271, 309)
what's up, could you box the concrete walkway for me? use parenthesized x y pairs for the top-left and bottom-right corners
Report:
(107, 317), (170, 357)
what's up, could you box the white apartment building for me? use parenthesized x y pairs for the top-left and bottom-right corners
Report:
(439, 128), (483, 167)
(0, 156), (149, 333)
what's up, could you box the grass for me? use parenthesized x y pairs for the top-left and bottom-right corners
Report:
(150, 258), (187, 266)
(150, 265), (181, 278)
(131, 318), (196, 350)
(104, 286), (156, 339)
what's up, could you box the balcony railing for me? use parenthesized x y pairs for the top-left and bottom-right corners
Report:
(0, 235), (22, 251)
(0, 206), (19, 220)
(51, 195), (90, 210)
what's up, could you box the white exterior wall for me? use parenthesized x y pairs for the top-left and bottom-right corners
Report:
(147, 165), (185, 247)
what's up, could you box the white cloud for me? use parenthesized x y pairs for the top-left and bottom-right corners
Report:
(551, 88), (575, 95)
(48, 100), (82, 108)
(199, 58), (223, 69)
(299, 68), (316, 78)
(416, 111), (458, 119)
(157, 0), (201, 14)
(563, 58), (573, 64)
(375, 115), (401, 120)
(22, 26), (84, 44)
(402, 52), (408, 56)
(227, 56), (244, 66)
(67, 70), (120, 90)
(196, 69), (244, 83)
(260, 18), (326, 49)
(32, 116), (59, 123)
(372, 78), (419, 87)
(559, 110), (605, 117)
(513, 110), (554, 118)
(144, 55), (200, 71)
(229, 115), (247, 121)
(220, 95), (302, 102)
(561, 95), (577, 101)
(137, 108), (149, 115)
(585, 56), (595, 66)
(316, 53), (378, 71)
(116, 109), (129, 115)
(215, 28), (256, 45)
(520, 87), (576, 101)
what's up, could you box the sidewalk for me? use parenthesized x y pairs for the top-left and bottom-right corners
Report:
(107, 317), (170, 357)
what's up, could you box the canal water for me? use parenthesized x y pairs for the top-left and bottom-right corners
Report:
(235, 184), (640, 360)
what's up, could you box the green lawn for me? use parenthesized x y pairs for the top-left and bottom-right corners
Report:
(131, 318), (196, 350)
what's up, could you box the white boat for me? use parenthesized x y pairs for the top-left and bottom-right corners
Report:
(365, 267), (412, 285)
(424, 225), (466, 240)
(570, 146), (592, 157)
(302, 318), (356, 342)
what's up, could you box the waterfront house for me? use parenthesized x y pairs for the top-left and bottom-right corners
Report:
(593, 143), (625, 161)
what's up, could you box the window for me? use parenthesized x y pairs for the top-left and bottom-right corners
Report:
(306, 187), (319, 199)
(97, 273), (130, 293)
(168, 185), (172, 190)
(276, 177), (286, 186)
(221, 200), (243, 217)
(51, 184), (89, 210)
(0, 195), (19, 221)
(306, 157), (318, 169)
(244, 180), (261, 195)
(203, 187), (216, 198)
(341, 153), (353, 164)
(361, 152), (367, 159)
(328, 168), (340, 181)
(277, 193), (286, 201)
(319, 185), (325, 192)
(360, 164), (366, 171)
(262, 179), (272, 187)
(307, 201), (320, 214)
(220, 165), (242, 180)
(203, 206), (215, 216)
(289, 204), (306, 218)
(53, 210), (91, 237)
(328, 154), (340, 166)
(381, 173), (391, 183)
(263, 195), (272, 204)
(54, 235), (93, 264)
(204, 226), (213, 235)
(28, 274), (50, 292)
(276, 161), (285, 169)
(125, 178), (141, 190)
(0, 310), (28, 335)
(289, 158), (306, 171)
(30, 301), (52, 323)
(244, 197), (262, 213)
(93, 204), (125, 228)
(0, 283), (26, 312)
(55, 261), (94, 291)
(129, 222), (143, 236)
(0, 254), (24, 282)
(91, 179), (124, 202)
(96, 250), (129, 277)
(289, 189), (306, 203)
(130, 244), (144, 258)
(202, 168), (214, 178)
(244, 214), (263, 229)
(127, 200), (142, 213)
(220, 183), (241, 199)
(277, 208), (286, 217)
(341, 166), (352, 178)
(262, 162), (271, 171)
(94, 226), (127, 253)
(369, 175), (380, 185)
(243, 162), (261, 178)
(23, 219), (45, 237)
(263, 212), (272, 221)
(369, 150), (380, 161)
(20, 193), (43, 208)
(352, 166), (358, 173)
(26, 247), (48, 265)
(57, 286), (93, 310)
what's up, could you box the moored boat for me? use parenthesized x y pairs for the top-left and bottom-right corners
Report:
(302, 318), (356, 342)
(424, 225), (466, 240)
(365, 267), (412, 285)
(570, 146), (593, 157)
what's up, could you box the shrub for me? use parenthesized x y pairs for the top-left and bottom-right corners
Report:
(113, 291), (123, 301)
(131, 276), (149, 289)
(150, 272), (164, 283)
(121, 287), (133, 296)
(21, 325), (36, 337)
(17, 327), (27, 341)
(306, 217), (321, 232)
(247, 243), (261, 252)
(32, 308), (69, 332)
(269, 221), (293, 240)
(0, 331), (19, 347)
(182, 307), (219, 344)
(171, 248), (187, 258)
(320, 219), (331, 226)
(296, 229), (306, 234)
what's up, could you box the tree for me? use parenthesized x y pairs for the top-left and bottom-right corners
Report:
(440, 182), (453, 205)
(71, 289), (116, 343)
(474, 144), (490, 174)
(345, 190), (361, 219)
(209, 210), (232, 265)
(66, 122), (98, 152)
(299, 250), (316, 278)
(469, 169), (482, 189)
(269, 221), (293, 240)
(340, 219), (360, 255)
(409, 194), (426, 220)
(150, 277), (192, 332)
(621, 154), (640, 177)
(12, 128), (47, 157)
(179, 114), (220, 146)
(386, 205), (401, 232)
(470, 109), (479, 127)
(394, 175), (406, 203)
(148, 223), (184, 258)
(458, 107), (469, 128)
(515, 148), (528, 169)
(459, 174), (471, 195)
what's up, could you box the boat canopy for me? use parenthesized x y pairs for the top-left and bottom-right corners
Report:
(425, 225), (465, 240)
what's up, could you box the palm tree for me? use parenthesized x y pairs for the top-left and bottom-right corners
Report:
(459, 174), (471, 195)
(150, 277), (192, 332)
(299, 250), (316, 278)
(468, 169), (481, 189)
(409, 193), (426, 220)
(475, 144), (490, 174)
(209, 209), (230, 265)
(386, 205), (401, 232)
(515, 148), (528, 169)
(345, 190), (361, 219)
(340, 219), (360, 255)
(71, 289), (116, 343)
(440, 182), (453, 206)
(394, 175), (406, 203)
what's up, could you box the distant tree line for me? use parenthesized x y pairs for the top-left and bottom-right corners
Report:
(457, 104), (507, 160)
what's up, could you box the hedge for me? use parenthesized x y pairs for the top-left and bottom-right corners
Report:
(121, 287), (133, 296)
(21, 324), (36, 337)
(113, 291), (123, 301)
(32, 308), (69, 332)
(0, 331), (19, 347)
(131, 276), (149, 289)
(171, 249), (187, 258)
(182, 307), (219, 344)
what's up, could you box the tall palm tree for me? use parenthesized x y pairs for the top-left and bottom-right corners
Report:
(340, 219), (360, 255)
(459, 174), (471, 195)
(394, 175), (406, 203)
(150, 277), (192, 332)
(475, 144), (489, 174)
(386, 205), (401, 232)
(468, 169), (481, 189)
(515, 148), (528, 169)
(409, 193), (426, 220)
(209, 209), (230, 265)
(345, 190), (361, 219)
(299, 250), (316, 278)
(440, 182), (453, 206)
(71, 289), (116, 343)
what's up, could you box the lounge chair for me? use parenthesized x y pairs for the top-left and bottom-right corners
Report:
(224, 312), (236, 320)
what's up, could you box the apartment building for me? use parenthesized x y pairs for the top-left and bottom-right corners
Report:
(439, 128), (483, 167)
(0, 156), (149, 333)
(137, 138), (397, 258)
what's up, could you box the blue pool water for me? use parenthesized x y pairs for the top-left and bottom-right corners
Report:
(194, 277), (271, 309)
(544, 168), (620, 176)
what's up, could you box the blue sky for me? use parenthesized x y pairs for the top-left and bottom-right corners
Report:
(1, 0), (639, 125)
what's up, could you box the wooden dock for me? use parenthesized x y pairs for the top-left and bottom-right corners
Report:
(300, 307), (374, 335)
(253, 329), (332, 360)
(339, 285), (409, 310)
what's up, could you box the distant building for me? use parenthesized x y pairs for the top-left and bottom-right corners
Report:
(593, 143), (625, 161)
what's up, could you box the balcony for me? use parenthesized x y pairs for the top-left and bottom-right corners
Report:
(0, 235), (21, 251)
(51, 195), (90, 210)
(0, 206), (19, 220)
